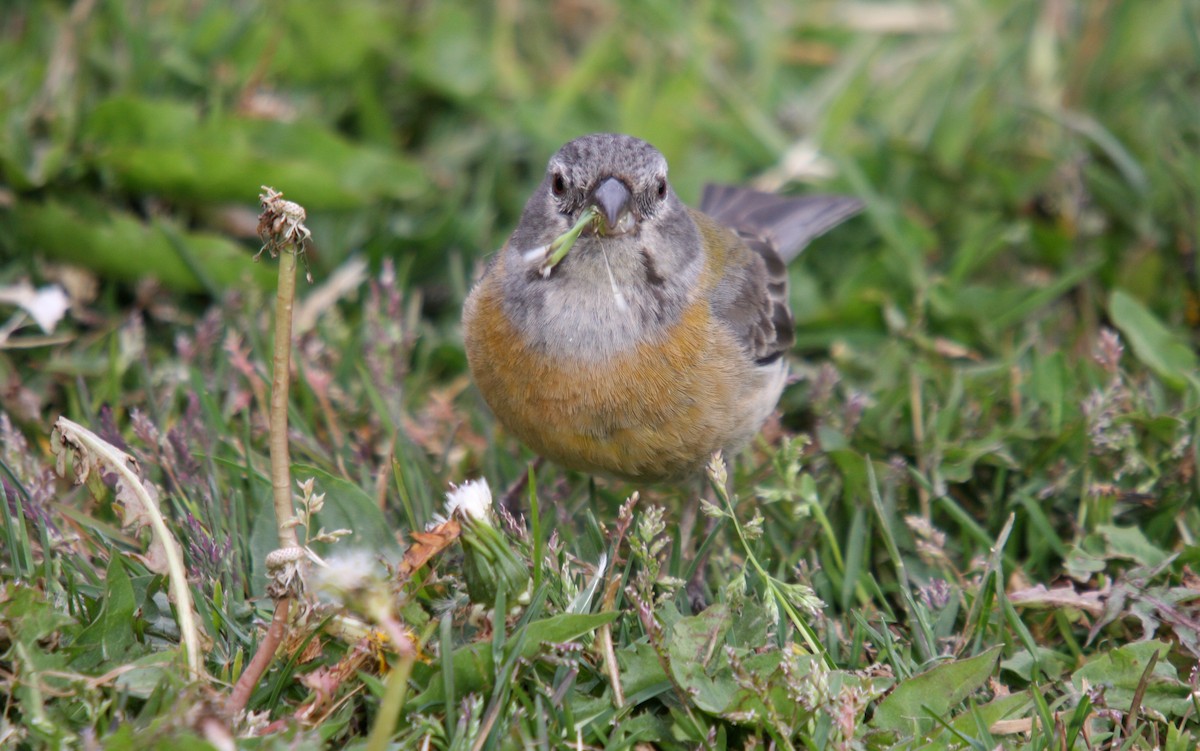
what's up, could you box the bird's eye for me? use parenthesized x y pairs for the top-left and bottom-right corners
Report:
(655, 178), (668, 200)
(551, 172), (567, 196)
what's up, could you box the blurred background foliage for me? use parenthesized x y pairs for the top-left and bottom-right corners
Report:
(1, 0), (1197, 527)
(2, 0), (1200, 747)
(3, 0), (1199, 570)
(3, 1), (1195, 313)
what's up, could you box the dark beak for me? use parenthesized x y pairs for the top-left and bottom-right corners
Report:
(590, 177), (631, 231)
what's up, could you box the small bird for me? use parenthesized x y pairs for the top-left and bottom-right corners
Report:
(463, 133), (861, 483)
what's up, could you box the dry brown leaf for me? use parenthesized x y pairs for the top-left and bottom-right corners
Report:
(396, 518), (462, 581)
(1009, 583), (1105, 614)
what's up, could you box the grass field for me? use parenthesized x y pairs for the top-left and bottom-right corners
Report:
(2, 1), (1199, 748)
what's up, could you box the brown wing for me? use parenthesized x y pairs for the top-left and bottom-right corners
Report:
(699, 185), (861, 364)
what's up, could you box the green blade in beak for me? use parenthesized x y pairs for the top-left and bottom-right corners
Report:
(538, 205), (599, 278)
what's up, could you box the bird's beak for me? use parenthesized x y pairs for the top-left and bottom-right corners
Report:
(589, 177), (635, 236)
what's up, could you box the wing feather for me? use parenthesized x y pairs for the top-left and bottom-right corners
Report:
(699, 185), (862, 363)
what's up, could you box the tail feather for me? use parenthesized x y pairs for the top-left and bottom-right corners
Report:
(700, 184), (863, 264)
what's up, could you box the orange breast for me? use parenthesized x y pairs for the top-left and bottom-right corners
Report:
(464, 277), (756, 483)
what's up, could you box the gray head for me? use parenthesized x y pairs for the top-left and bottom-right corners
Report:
(500, 133), (705, 358)
(509, 133), (683, 248)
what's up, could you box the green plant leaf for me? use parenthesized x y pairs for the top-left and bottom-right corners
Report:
(1109, 289), (1200, 392)
(873, 646), (1003, 733)
(81, 97), (427, 208)
(72, 555), (139, 670)
(292, 463), (401, 556)
(667, 604), (736, 714)
(11, 198), (275, 294)
(113, 652), (178, 700)
(409, 612), (617, 709)
(618, 642), (671, 702)
(911, 690), (1034, 751)
(1071, 641), (1193, 719)
(1097, 524), (1170, 568)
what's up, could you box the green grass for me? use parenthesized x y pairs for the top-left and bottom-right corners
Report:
(2, 0), (1199, 748)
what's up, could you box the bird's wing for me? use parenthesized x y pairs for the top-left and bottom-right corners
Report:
(700, 185), (863, 264)
(698, 185), (862, 364)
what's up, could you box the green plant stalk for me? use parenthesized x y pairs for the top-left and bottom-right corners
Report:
(460, 514), (530, 604)
(717, 480), (828, 666)
(228, 598), (290, 711)
(14, 641), (49, 734)
(270, 248), (301, 551)
(866, 460), (935, 662)
(529, 464), (543, 596)
(440, 614), (456, 734)
(0, 471), (34, 577)
(228, 223), (305, 714)
(52, 417), (204, 678)
(365, 652), (416, 751)
(806, 499), (844, 574)
(804, 490), (873, 608)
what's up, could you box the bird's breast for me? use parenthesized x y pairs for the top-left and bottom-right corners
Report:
(463, 274), (777, 482)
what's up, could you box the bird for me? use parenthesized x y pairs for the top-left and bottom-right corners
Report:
(462, 133), (862, 484)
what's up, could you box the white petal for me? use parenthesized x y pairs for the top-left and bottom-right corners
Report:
(0, 282), (70, 333)
(445, 478), (493, 521)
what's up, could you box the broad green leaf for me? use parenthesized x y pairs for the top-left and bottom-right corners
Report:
(1072, 641), (1192, 719)
(664, 604), (853, 729)
(3, 583), (75, 644)
(113, 652), (178, 700)
(727, 596), (771, 648)
(1001, 649), (1071, 682)
(292, 463), (401, 556)
(913, 690), (1034, 751)
(873, 646), (1002, 733)
(1109, 289), (1200, 392)
(1064, 545), (1109, 582)
(1097, 524), (1170, 568)
(81, 97), (427, 209)
(667, 604), (735, 714)
(11, 198), (275, 293)
(618, 641), (670, 701)
(72, 555), (138, 670)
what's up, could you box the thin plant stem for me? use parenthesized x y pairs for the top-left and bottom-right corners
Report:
(228, 598), (290, 712)
(270, 247), (300, 551)
(229, 189), (309, 714)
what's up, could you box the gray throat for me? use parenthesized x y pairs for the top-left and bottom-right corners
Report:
(500, 234), (702, 361)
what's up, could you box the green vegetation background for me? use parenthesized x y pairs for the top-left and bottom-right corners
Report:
(1, 1), (1199, 749)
